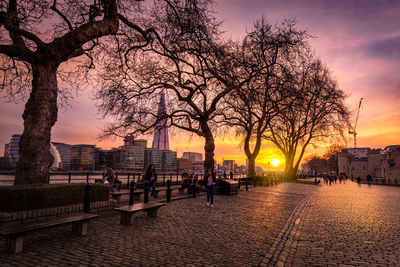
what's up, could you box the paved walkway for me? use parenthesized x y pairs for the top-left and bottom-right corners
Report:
(292, 182), (400, 267)
(1, 182), (400, 266)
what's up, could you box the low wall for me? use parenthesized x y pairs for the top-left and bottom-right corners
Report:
(0, 200), (115, 225)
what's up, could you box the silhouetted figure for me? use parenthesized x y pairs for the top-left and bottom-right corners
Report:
(230, 171), (234, 180)
(367, 174), (372, 186)
(145, 164), (157, 198)
(357, 176), (361, 186)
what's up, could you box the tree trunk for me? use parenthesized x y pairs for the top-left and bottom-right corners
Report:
(284, 153), (297, 180)
(247, 156), (256, 180)
(14, 64), (58, 185)
(201, 122), (215, 173)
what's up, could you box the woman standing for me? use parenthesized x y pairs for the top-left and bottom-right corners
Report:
(145, 164), (157, 198)
(204, 169), (216, 207)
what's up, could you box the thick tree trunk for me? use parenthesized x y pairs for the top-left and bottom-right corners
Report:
(201, 122), (215, 173)
(247, 156), (256, 180)
(14, 64), (58, 185)
(284, 153), (297, 180)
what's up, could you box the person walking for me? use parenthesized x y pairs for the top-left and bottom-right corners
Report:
(145, 164), (157, 199)
(230, 171), (234, 180)
(204, 169), (216, 207)
(105, 165), (115, 193)
(367, 174), (372, 187)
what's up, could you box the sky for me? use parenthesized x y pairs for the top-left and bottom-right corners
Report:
(1, 0), (399, 169)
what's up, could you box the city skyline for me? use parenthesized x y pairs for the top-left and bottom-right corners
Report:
(0, 0), (399, 169)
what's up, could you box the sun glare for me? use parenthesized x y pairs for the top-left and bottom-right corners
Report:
(271, 159), (280, 167)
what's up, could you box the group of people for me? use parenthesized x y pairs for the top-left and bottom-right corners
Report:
(322, 174), (347, 185)
(103, 165), (217, 207)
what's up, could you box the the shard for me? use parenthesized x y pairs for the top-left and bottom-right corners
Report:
(152, 91), (169, 150)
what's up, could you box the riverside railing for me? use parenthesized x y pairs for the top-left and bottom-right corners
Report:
(0, 172), (248, 186)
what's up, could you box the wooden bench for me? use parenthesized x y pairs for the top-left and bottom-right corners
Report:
(114, 202), (165, 225)
(0, 213), (98, 254)
(111, 190), (144, 202)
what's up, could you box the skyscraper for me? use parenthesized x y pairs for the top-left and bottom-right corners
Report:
(152, 91), (169, 150)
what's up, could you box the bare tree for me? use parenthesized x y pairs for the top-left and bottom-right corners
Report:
(0, 0), (182, 184)
(96, 0), (250, 172)
(264, 55), (350, 179)
(220, 18), (308, 180)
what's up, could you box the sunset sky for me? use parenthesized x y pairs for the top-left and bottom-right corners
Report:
(1, 0), (399, 170)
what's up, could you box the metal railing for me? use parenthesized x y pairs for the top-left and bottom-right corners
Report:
(0, 172), (248, 186)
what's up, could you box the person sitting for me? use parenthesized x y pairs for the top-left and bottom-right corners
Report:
(104, 165), (115, 193)
(181, 173), (191, 189)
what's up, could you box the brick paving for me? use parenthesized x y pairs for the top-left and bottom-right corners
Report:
(0, 183), (315, 266)
(2, 181), (399, 266)
(292, 182), (400, 267)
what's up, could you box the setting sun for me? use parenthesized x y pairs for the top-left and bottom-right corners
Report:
(271, 159), (280, 167)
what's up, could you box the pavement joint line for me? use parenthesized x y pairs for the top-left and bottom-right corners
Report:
(261, 189), (316, 267)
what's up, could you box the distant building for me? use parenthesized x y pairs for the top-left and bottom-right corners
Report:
(223, 160), (235, 171)
(177, 158), (192, 172)
(4, 134), (62, 170)
(182, 152), (203, 162)
(95, 149), (114, 170)
(145, 149), (164, 171)
(163, 150), (177, 172)
(338, 146), (400, 183)
(0, 156), (10, 170)
(114, 145), (145, 171)
(5, 134), (21, 168)
(52, 142), (71, 171)
(4, 144), (8, 157)
(70, 145), (96, 171)
(124, 135), (147, 148)
(152, 91), (169, 150)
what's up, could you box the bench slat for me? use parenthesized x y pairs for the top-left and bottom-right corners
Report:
(114, 203), (164, 213)
(0, 213), (98, 236)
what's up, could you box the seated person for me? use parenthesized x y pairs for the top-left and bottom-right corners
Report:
(181, 173), (191, 189)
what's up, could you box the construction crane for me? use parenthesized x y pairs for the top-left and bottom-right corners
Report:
(348, 98), (363, 148)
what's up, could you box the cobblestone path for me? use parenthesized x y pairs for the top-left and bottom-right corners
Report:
(0, 183), (316, 266)
(292, 182), (400, 267)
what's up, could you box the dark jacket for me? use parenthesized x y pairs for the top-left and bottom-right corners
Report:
(144, 168), (157, 182)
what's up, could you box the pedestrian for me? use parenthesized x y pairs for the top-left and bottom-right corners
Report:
(145, 164), (157, 198)
(230, 171), (234, 180)
(223, 171), (227, 179)
(204, 169), (216, 207)
(367, 174), (372, 186)
(104, 165), (115, 193)
(357, 176), (361, 186)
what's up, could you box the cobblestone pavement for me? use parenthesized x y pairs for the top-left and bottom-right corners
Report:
(0, 183), (316, 266)
(292, 182), (400, 267)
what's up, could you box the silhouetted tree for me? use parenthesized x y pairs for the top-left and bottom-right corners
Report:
(221, 18), (308, 180)
(264, 55), (350, 180)
(96, 0), (249, 172)
(0, 0), (186, 184)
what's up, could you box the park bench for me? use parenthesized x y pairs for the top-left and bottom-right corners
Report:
(0, 213), (98, 254)
(111, 190), (144, 202)
(114, 202), (165, 225)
